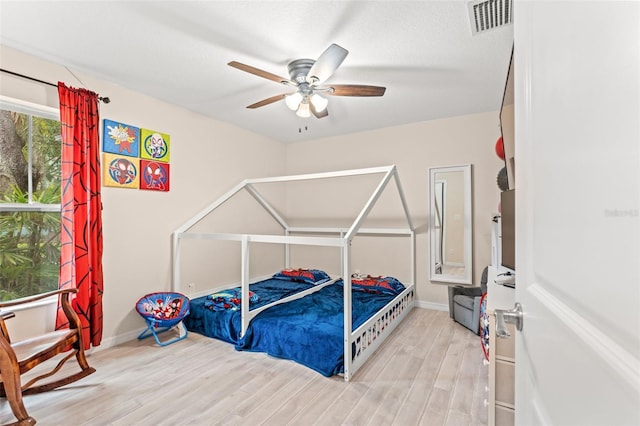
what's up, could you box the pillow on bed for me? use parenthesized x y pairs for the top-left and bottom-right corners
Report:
(273, 268), (330, 285)
(205, 290), (260, 312)
(349, 274), (406, 296)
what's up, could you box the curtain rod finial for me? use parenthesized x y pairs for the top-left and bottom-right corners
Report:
(99, 96), (110, 104)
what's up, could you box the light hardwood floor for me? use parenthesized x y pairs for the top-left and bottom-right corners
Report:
(1, 308), (488, 426)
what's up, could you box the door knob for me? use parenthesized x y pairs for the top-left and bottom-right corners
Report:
(495, 302), (523, 338)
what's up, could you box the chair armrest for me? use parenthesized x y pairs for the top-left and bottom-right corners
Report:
(1, 310), (16, 321)
(449, 285), (483, 318)
(472, 295), (482, 334)
(0, 310), (16, 342)
(448, 286), (456, 318)
(0, 288), (78, 309)
(0, 289), (83, 341)
(451, 285), (483, 298)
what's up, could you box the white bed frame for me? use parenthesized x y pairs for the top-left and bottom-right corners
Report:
(172, 165), (415, 380)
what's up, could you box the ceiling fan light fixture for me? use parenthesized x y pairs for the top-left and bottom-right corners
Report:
(296, 101), (311, 118)
(310, 94), (328, 112)
(229, 43), (384, 120)
(285, 92), (303, 111)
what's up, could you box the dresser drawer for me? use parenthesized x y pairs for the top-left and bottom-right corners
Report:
(495, 359), (515, 406)
(495, 404), (515, 426)
(495, 323), (515, 359)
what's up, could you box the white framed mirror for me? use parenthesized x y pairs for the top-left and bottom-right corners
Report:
(429, 164), (473, 284)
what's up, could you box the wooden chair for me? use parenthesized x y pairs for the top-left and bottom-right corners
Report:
(0, 288), (96, 425)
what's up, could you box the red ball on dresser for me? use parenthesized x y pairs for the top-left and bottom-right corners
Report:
(495, 136), (505, 160)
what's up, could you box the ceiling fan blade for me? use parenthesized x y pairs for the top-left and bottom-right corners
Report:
(310, 103), (329, 119)
(246, 94), (287, 109)
(306, 44), (348, 84)
(327, 84), (386, 97)
(228, 61), (289, 84)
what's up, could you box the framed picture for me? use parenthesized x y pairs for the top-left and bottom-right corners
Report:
(139, 160), (170, 192)
(103, 153), (140, 189)
(140, 128), (170, 162)
(102, 119), (140, 157)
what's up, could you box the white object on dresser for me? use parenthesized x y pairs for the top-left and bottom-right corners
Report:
(487, 265), (515, 426)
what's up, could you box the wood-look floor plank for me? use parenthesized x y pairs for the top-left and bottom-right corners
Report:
(356, 310), (442, 425)
(0, 308), (488, 426)
(285, 377), (347, 425)
(470, 352), (490, 425)
(262, 373), (331, 425)
(396, 311), (455, 425)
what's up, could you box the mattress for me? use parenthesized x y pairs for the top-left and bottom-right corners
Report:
(184, 277), (316, 344)
(234, 280), (400, 377)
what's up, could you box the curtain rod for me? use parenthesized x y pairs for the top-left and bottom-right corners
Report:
(0, 68), (111, 104)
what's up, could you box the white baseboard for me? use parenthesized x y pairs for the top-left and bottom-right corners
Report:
(89, 329), (141, 353)
(415, 300), (448, 312)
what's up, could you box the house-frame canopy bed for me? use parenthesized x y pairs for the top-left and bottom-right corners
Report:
(172, 165), (415, 380)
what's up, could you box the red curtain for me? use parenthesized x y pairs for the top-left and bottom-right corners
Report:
(56, 83), (104, 349)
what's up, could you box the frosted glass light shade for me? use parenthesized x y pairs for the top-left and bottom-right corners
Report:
(285, 92), (303, 110)
(310, 94), (328, 112)
(296, 102), (311, 118)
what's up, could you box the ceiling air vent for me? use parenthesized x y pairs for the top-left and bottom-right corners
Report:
(468, 0), (513, 35)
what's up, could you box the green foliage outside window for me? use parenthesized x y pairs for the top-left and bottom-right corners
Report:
(0, 107), (61, 301)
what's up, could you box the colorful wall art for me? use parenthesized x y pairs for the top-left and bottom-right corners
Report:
(103, 153), (140, 189)
(102, 119), (171, 192)
(103, 119), (140, 157)
(140, 128), (170, 162)
(140, 160), (170, 192)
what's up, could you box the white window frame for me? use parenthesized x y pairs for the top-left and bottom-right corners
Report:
(0, 96), (60, 211)
(0, 95), (61, 307)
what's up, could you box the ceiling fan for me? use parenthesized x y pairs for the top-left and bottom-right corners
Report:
(228, 44), (386, 119)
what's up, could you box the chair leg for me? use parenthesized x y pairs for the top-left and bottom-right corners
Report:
(0, 339), (36, 425)
(137, 322), (158, 341)
(2, 379), (36, 425)
(74, 344), (93, 371)
(138, 321), (188, 347)
(155, 326), (188, 346)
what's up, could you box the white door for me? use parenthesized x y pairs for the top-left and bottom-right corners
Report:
(514, 2), (640, 424)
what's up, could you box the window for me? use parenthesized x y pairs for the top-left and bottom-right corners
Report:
(0, 97), (61, 301)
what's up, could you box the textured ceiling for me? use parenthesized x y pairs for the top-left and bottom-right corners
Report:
(0, 1), (514, 143)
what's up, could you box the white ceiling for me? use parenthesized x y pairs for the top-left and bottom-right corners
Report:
(0, 1), (513, 143)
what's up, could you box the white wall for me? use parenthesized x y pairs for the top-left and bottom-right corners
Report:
(1, 45), (504, 344)
(0, 46), (286, 345)
(284, 115), (505, 307)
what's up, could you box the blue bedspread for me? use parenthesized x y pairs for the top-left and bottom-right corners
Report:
(235, 281), (398, 377)
(184, 278), (315, 344)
